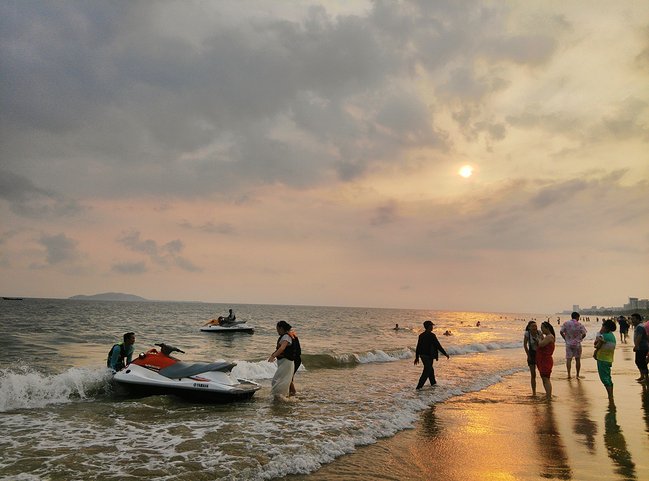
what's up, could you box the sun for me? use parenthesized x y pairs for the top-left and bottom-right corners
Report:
(459, 165), (474, 178)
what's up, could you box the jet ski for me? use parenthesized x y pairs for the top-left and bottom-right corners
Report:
(201, 319), (255, 334)
(113, 343), (260, 402)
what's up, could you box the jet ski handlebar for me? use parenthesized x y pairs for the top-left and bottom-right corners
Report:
(155, 343), (186, 356)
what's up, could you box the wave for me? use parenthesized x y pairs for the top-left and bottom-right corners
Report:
(235, 341), (524, 378)
(0, 365), (113, 412)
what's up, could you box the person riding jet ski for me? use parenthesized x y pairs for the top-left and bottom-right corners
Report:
(204, 309), (238, 327)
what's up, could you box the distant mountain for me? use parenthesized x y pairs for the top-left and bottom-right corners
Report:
(69, 292), (148, 302)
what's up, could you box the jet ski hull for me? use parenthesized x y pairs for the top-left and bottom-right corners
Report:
(200, 324), (255, 334)
(113, 351), (260, 403)
(114, 378), (259, 403)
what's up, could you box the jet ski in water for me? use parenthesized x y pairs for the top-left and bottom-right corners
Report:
(113, 343), (260, 403)
(201, 319), (255, 333)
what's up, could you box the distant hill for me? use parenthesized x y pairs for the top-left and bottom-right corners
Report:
(69, 292), (148, 302)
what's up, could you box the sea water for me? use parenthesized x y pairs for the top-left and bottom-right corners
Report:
(0, 299), (597, 480)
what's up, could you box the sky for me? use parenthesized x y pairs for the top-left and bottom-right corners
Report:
(1, 0), (648, 313)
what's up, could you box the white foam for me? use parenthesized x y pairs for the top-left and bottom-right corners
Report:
(0, 366), (112, 412)
(357, 349), (401, 363)
(446, 341), (521, 356)
(231, 359), (277, 380)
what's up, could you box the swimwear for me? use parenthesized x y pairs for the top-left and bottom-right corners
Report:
(527, 350), (537, 366)
(565, 343), (582, 359)
(536, 341), (554, 378)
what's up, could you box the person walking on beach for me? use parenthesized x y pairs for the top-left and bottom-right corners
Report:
(618, 316), (629, 343)
(594, 319), (616, 401)
(560, 312), (587, 379)
(268, 320), (295, 398)
(414, 320), (449, 390)
(524, 321), (542, 395)
(631, 313), (649, 383)
(107, 332), (136, 372)
(536, 321), (556, 400)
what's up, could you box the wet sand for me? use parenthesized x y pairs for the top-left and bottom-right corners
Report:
(287, 343), (649, 481)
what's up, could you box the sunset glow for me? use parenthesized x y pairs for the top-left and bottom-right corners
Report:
(1, 1), (648, 312)
(459, 165), (474, 178)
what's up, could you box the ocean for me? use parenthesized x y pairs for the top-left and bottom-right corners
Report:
(0, 298), (594, 480)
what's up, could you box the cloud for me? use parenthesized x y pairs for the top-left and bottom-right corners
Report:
(180, 221), (236, 235)
(38, 233), (80, 264)
(111, 261), (147, 275)
(0, 0), (563, 199)
(370, 200), (400, 226)
(428, 172), (649, 253)
(0, 169), (82, 218)
(118, 231), (201, 272)
(594, 97), (649, 141)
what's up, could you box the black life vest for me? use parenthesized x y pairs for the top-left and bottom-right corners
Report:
(277, 334), (301, 361)
(106, 343), (126, 370)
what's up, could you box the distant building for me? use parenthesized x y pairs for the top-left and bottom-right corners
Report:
(564, 296), (647, 315)
(624, 297), (639, 310)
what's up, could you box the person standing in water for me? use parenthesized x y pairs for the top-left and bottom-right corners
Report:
(288, 328), (301, 396)
(414, 320), (449, 390)
(631, 313), (649, 383)
(524, 321), (542, 395)
(594, 319), (617, 401)
(560, 311), (587, 379)
(268, 320), (295, 398)
(536, 321), (556, 400)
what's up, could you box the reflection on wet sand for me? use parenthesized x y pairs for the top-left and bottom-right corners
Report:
(418, 405), (441, 439)
(604, 404), (636, 480)
(568, 380), (597, 454)
(533, 402), (571, 480)
(642, 384), (649, 436)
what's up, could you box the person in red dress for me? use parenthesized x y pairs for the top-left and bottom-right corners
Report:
(536, 321), (556, 400)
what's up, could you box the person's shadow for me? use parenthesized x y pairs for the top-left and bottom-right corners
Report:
(568, 381), (597, 454)
(642, 383), (649, 436)
(419, 405), (441, 438)
(604, 403), (636, 480)
(533, 402), (572, 480)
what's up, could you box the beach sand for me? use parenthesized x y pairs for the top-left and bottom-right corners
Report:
(287, 343), (648, 481)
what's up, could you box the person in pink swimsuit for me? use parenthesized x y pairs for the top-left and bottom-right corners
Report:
(537, 321), (556, 400)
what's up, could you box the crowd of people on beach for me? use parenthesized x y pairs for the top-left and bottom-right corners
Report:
(524, 311), (649, 402)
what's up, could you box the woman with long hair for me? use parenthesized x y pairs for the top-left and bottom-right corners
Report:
(268, 320), (295, 398)
(524, 321), (542, 395)
(536, 321), (556, 400)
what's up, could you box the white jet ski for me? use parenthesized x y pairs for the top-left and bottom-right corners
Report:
(113, 343), (260, 402)
(201, 319), (255, 334)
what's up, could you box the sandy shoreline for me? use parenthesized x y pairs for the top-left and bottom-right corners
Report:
(286, 343), (649, 481)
